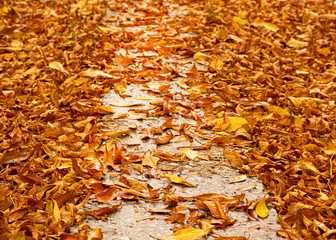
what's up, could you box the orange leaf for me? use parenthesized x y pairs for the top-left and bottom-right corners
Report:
(204, 201), (228, 219)
(142, 155), (160, 169)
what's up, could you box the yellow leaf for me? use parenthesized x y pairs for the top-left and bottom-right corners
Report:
(197, 219), (214, 236)
(52, 199), (61, 222)
(294, 115), (303, 127)
(80, 69), (113, 78)
(10, 39), (23, 48)
(300, 161), (328, 177)
(165, 173), (196, 187)
(191, 85), (211, 93)
(95, 105), (115, 114)
(114, 79), (127, 93)
(268, 105), (290, 116)
(287, 38), (308, 48)
(180, 148), (199, 160)
(289, 97), (325, 107)
(226, 117), (248, 132)
(233, 17), (247, 25)
(262, 22), (279, 31)
(324, 148), (336, 155)
(193, 52), (210, 63)
(211, 114), (230, 131)
(2, 6), (12, 14)
(256, 193), (269, 218)
(49, 61), (68, 74)
(161, 228), (205, 240)
(210, 56), (224, 71)
(268, 105), (303, 126)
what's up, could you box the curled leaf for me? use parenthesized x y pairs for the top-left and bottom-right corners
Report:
(255, 194), (269, 218)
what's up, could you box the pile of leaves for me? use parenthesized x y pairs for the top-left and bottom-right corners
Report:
(189, 0), (336, 239)
(1, 0), (336, 239)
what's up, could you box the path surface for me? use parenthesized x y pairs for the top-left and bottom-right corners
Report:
(76, 1), (284, 239)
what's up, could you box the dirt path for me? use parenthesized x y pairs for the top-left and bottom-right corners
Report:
(75, 1), (285, 239)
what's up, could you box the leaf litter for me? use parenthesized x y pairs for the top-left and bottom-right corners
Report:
(0, 0), (336, 239)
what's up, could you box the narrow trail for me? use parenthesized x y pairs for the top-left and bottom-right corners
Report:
(75, 1), (284, 239)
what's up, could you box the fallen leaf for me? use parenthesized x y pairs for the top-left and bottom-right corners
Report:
(229, 175), (247, 183)
(154, 135), (174, 145)
(114, 79), (127, 93)
(204, 201), (229, 219)
(80, 69), (113, 78)
(49, 61), (68, 74)
(95, 105), (115, 114)
(142, 155), (160, 169)
(161, 228), (205, 240)
(164, 174), (196, 187)
(108, 102), (144, 107)
(233, 17), (248, 25)
(255, 194), (269, 218)
(193, 52), (210, 64)
(226, 117), (248, 132)
(261, 22), (279, 31)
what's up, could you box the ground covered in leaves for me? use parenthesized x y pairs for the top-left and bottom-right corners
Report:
(1, 0), (336, 239)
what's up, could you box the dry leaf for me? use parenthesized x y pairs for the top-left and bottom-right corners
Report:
(80, 69), (113, 78)
(49, 61), (68, 74)
(255, 194), (269, 218)
(164, 174), (196, 187)
(229, 175), (247, 183)
(161, 228), (205, 240)
(114, 79), (127, 93)
(142, 155), (160, 169)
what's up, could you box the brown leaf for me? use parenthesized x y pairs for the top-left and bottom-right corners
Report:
(277, 229), (304, 240)
(95, 187), (120, 203)
(165, 213), (186, 223)
(204, 201), (228, 219)
(154, 135), (174, 145)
